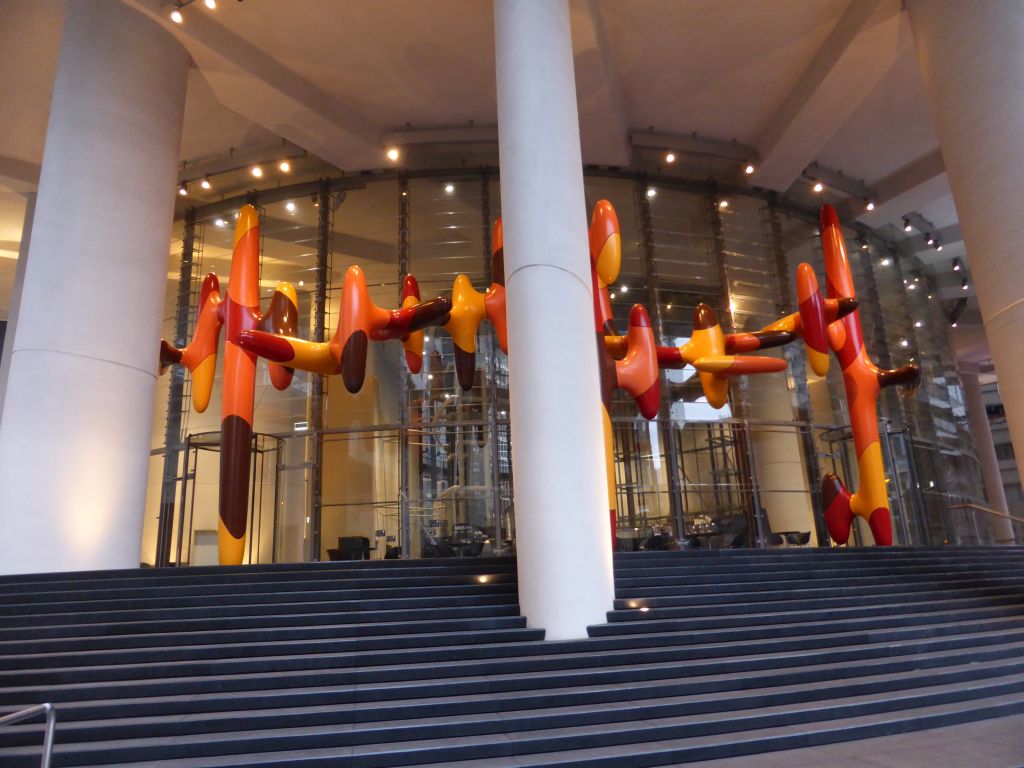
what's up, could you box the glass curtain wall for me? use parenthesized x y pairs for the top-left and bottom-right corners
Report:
(143, 169), (989, 563)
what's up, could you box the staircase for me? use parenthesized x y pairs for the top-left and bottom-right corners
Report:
(2, 548), (1024, 766)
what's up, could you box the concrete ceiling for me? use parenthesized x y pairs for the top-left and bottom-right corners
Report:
(0, 0), (985, 360)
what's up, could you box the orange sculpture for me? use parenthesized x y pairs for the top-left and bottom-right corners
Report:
(160, 204), (450, 565)
(807, 205), (919, 546)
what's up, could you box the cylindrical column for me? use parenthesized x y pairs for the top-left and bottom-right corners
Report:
(0, 1), (188, 574)
(908, 1), (1024, 503)
(961, 372), (1015, 543)
(494, 0), (614, 640)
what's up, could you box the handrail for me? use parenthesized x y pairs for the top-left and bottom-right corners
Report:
(0, 703), (56, 768)
(949, 502), (1024, 527)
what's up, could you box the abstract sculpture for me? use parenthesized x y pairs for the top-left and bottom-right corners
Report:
(162, 197), (913, 564)
(160, 204), (451, 564)
(809, 204), (919, 546)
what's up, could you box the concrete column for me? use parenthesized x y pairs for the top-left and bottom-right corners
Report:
(0, 1), (187, 575)
(0, 192), (36, 428)
(746, 372), (819, 545)
(494, 0), (614, 639)
(907, 1), (1024, 507)
(961, 372), (1015, 543)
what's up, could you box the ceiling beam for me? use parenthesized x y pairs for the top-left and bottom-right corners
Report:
(750, 0), (906, 191)
(125, 0), (381, 171)
(0, 155), (40, 194)
(857, 148), (947, 226)
(629, 131), (757, 165)
(571, 0), (631, 167)
(382, 126), (498, 147)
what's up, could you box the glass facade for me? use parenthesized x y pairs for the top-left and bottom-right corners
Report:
(142, 169), (994, 565)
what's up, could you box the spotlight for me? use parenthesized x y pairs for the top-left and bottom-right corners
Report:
(903, 218), (912, 232)
(665, 152), (676, 164)
(880, 257), (892, 266)
(170, 8), (183, 23)
(286, 201), (297, 213)
(200, 176), (212, 190)
(914, 321), (923, 328)
(856, 237), (868, 250)
(298, 280), (304, 287)
(620, 285), (629, 293)
(423, 336), (430, 342)
(926, 236), (935, 246)
(444, 183), (455, 194)
(962, 278), (969, 291)
(646, 188), (657, 199)
(952, 257), (962, 271)
(908, 283), (916, 290)
(744, 163), (755, 175)
(427, 374), (434, 380)
(278, 160), (291, 173)
(666, 303), (672, 310)
(865, 199), (875, 212)
(935, 243), (943, 251)
(251, 166), (263, 178)
(900, 339), (909, 348)
(386, 147), (400, 162)
(609, 292), (616, 300)
(812, 181), (824, 193)
(718, 199), (728, 209)
(178, 183), (187, 196)
(214, 218), (226, 227)
(204, 0), (216, 7)
(952, 322), (958, 328)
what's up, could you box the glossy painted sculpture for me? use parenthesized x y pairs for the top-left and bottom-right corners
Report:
(161, 204), (451, 565)
(588, 200), (802, 545)
(807, 204), (919, 546)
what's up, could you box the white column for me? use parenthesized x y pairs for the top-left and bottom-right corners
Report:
(494, 0), (614, 640)
(961, 372), (1015, 544)
(907, 1), (1024, 508)
(0, 1), (187, 575)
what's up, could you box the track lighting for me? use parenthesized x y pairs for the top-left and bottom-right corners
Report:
(386, 147), (400, 162)
(903, 218), (912, 232)
(962, 278), (969, 291)
(278, 161), (291, 173)
(865, 199), (875, 212)
(926, 236), (934, 246)
(665, 152), (676, 164)
(718, 199), (728, 209)
(952, 257), (962, 271)
(744, 163), (755, 175)
(251, 166), (263, 178)
(812, 181), (824, 193)
(200, 176), (212, 190)
(177, 183), (187, 196)
(204, 0), (216, 8)
(170, 8), (183, 23)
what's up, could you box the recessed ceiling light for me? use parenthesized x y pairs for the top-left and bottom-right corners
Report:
(278, 160), (291, 173)
(251, 166), (263, 178)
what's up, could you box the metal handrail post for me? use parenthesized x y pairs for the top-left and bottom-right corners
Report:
(0, 703), (56, 768)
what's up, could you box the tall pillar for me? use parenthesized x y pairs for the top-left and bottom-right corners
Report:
(494, 0), (614, 640)
(0, 1), (188, 575)
(907, 1), (1024, 505)
(961, 372), (1015, 543)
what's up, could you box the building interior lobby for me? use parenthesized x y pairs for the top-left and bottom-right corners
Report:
(3, 0), (1024, 766)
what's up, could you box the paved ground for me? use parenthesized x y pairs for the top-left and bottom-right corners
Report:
(693, 714), (1024, 767)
